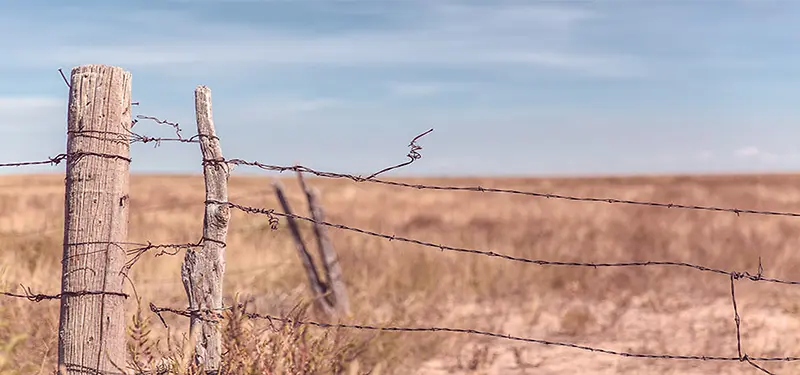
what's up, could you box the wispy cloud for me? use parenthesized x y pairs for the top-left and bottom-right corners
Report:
(697, 150), (714, 161)
(0, 97), (61, 111)
(735, 146), (780, 163)
(387, 82), (447, 97)
(1, 2), (640, 78)
(0, 97), (64, 133)
(735, 146), (761, 157)
(230, 96), (347, 125)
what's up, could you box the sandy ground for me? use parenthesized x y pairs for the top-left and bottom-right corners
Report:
(418, 292), (800, 374)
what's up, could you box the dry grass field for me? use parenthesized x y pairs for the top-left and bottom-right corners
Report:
(2, 173), (800, 374)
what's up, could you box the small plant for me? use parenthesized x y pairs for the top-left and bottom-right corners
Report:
(452, 343), (498, 374)
(127, 296), (157, 373)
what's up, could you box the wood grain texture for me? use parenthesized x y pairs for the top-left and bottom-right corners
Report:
(58, 64), (132, 374)
(181, 85), (230, 373)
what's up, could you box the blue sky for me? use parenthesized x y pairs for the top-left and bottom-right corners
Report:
(2, 0), (800, 177)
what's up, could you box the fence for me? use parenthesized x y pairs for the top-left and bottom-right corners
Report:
(0, 64), (798, 374)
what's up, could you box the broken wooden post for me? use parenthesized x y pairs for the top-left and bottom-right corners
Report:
(296, 171), (350, 317)
(181, 85), (230, 373)
(59, 64), (132, 374)
(273, 175), (350, 318)
(273, 180), (335, 317)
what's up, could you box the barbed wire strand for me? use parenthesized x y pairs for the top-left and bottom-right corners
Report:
(147, 303), (798, 368)
(0, 123), (200, 169)
(728, 274), (776, 374)
(0, 154), (68, 167)
(0, 284), (127, 301)
(1, 240), (205, 301)
(211, 199), (800, 287)
(207, 158), (800, 220)
(123, 240), (205, 270)
(201, 126), (800, 220)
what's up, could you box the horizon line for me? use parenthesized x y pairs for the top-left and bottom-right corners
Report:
(2, 170), (800, 181)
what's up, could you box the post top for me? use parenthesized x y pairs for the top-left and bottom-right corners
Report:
(70, 64), (130, 75)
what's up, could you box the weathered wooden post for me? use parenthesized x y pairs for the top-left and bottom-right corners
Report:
(273, 180), (332, 316)
(296, 171), (350, 317)
(273, 172), (350, 318)
(181, 85), (230, 373)
(58, 64), (132, 374)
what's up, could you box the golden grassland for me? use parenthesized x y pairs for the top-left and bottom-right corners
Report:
(2, 173), (800, 374)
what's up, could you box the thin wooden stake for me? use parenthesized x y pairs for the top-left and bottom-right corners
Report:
(181, 85), (230, 373)
(273, 180), (335, 317)
(297, 172), (350, 316)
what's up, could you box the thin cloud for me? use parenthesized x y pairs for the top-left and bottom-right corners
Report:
(735, 146), (761, 157)
(0, 3), (641, 78)
(697, 150), (714, 160)
(0, 97), (64, 133)
(388, 82), (447, 97)
(0, 97), (62, 111)
(232, 97), (346, 124)
(735, 146), (780, 163)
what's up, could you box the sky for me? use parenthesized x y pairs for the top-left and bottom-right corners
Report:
(2, 0), (800, 177)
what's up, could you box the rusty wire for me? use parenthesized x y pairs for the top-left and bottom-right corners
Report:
(201, 158), (800, 219)
(0, 121), (201, 169)
(203, 128), (434, 181)
(130, 115), (200, 146)
(0, 284), (127, 301)
(0, 154), (68, 167)
(123, 239), (205, 270)
(1, 239), (204, 302)
(147, 302), (790, 374)
(209, 199), (800, 286)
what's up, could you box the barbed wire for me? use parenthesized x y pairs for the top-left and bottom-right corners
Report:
(202, 157), (800, 220)
(209, 199), (800, 287)
(203, 128), (433, 182)
(123, 239), (205, 270)
(0, 121), (200, 169)
(0, 151), (129, 168)
(0, 154), (68, 167)
(147, 302), (787, 374)
(1, 239), (205, 302)
(0, 284), (128, 301)
(130, 115), (200, 147)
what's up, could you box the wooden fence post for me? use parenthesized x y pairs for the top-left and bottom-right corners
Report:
(296, 172), (350, 317)
(273, 181), (332, 316)
(58, 64), (132, 374)
(181, 85), (230, 373)
(273, 173), (350, 318)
